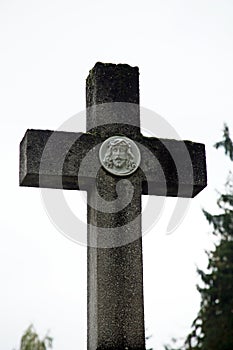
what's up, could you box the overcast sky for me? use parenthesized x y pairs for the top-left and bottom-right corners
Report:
(1, 0), (233, 349)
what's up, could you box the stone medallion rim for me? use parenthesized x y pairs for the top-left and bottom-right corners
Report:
(99, 135), (141, 177)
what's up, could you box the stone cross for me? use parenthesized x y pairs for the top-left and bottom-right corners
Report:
(19, 62), (207, 350)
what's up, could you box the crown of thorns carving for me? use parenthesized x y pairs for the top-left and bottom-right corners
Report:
(103, 138), (136, 170)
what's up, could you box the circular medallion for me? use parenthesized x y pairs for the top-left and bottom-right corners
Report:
(99, 136), (141, 176)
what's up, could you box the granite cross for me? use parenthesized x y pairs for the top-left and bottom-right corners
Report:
(19, 62), (207, 350)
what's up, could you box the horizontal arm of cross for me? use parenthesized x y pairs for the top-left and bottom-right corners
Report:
(20, 128), (207, 197)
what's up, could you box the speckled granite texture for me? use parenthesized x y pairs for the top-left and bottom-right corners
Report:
(19, 63), (207, 350)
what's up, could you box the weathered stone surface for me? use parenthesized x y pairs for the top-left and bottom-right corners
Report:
(20, 128), (206, 197)
(87, 184), (144, 349)
(86, 63), (140, 137)
(86, 63), (146, 350)
(86, 62), (139, 106)
(19, 62), (207, 350)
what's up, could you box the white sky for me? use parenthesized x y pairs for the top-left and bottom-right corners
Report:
(1, 0), (233, 349)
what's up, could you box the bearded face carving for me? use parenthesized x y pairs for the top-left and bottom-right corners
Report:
(99, 136), (141, 176)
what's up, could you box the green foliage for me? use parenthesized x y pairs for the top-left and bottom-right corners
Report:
(214, 124), (233, 161)
(165, 125), (233, 350)
(184, 125), (233, 350)
(16, 325), (53, 350)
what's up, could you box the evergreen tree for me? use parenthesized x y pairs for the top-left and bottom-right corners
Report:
(165, 124), (233, 350)
(184, 124), (233, 349)
(14, 325), (53, 350)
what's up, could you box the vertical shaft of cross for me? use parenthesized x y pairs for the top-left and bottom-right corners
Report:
(86, 63), (145, 350)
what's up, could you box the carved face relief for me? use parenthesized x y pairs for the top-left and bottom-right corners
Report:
(99, 136), (141, 176)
